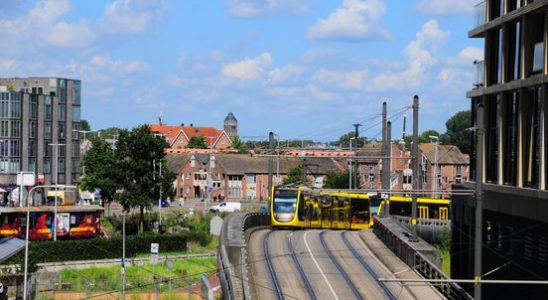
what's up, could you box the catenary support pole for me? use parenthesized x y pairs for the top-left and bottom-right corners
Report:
(382, 102), (387, 193)
(474, 101), (485, 300)
(267, 132), (274, 199)
(385, 121), (392, 217)
(411, 95), (419, 242)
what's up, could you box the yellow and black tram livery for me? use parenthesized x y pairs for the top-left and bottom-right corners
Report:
(270, 186), (372, 230)
(378, 196), (450, 220)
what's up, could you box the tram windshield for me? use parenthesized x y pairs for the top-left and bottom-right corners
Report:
(274, 197), (297, 214)
(272, 188), (298, 221)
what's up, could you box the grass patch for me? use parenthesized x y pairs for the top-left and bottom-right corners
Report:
(134, 236), (218, 258)
(439, 250), (450, 276)
(59, 257), (216, 292)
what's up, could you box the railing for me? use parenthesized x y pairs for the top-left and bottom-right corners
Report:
(374, 216), (473, 300)
(218, 212), (271, 300)
(474, 1), (486, 28)
(473, 60), (484, 88)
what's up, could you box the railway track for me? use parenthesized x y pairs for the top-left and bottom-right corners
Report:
(288, 232), (318, 300)
(341, 231), (397, 300)
(263, 230), (284, 300)
(319, 231), (365, 300)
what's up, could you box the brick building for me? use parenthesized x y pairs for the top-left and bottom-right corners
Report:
(150, 124), (232, 150)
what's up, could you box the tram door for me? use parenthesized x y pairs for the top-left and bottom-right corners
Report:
(334, 197), (350, 229)
(309, 197), (322, 228)
(419, 206), (429, 219)
(320, 196), (333, 229)
(439, 207), (448, 220)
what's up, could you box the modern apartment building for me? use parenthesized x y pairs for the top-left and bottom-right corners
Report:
(0, 77), (81, 201)
(452, 1), (548, 298)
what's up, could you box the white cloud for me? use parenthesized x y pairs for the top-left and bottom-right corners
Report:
(228, 0), (309, 17)
(307, 0), (390, 41)
(29, 0), (70, 22)
(222, 52), (273, 81)
(267, 64), (305, 84)
(313, 68), (369, 91)
(417, 0), (476, 16)
(0, 0), (96, 50)
(101, 0), (168, 34)
(372, 20), (448, 90)
(0, 59), (17, 72)
(67, 55), (148, 84)
(47, 20), (96, 48)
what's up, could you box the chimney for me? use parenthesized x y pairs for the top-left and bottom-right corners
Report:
(190, 123), (193, 127)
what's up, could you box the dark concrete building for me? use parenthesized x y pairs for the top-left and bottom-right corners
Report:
(452, 1), (548, 298)
(0, 77), (81, 197)
(223, 112), (238, 138)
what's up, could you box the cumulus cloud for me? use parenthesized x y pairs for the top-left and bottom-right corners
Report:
(307, 0), (390, 41)
(223, 52), (273, 80)
(66, 55), (148, 85)
(416, 0), (476, 16)
(228, 0), (309, 17)
(313, 69), (369, 91)
(101, 0), (168, 34)
(0, 0), (96, 50)
(371, 20), (448, 90)
(267, 64), (305, 85)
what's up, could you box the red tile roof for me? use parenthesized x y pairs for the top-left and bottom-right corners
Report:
(149, 124), (225, 147)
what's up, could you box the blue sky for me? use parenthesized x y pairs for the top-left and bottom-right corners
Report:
(0, 0), (483, 142)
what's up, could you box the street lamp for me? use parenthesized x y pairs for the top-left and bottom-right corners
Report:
(48, 143), (65, 241)
(23, 184), (76, 300)
(429, 136), (439, 198)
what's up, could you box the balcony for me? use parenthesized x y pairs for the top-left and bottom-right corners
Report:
(473, 60), (485, 88)
(474, 1), (486, 28)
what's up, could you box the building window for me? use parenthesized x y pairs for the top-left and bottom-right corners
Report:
(44, 122), (52, 139)
(30, 95), (38, 119)
(10, 96), (20, 118)
(29, 140), (37, 157)
(0, 97), (8, 118)
(504, 92), (518, 186)
(72, 159), (80, 173)
(58, 158), (65, 173)
(10, 120), (20, 138)
(507, 0), (522, 11)
(44, 140), (52, 157)
(29, 121), (37, 138)
(44, 158), (51, 174)
(489, 0), (504, 20)
(522, 87), (541, 188)
(456, 165), (462, 184)
(526, 13), (544, 76)
(0, 140), (7, 156)
(72, 106), (81, 122)
(59, 105), (66, 121)
(29, 158), (36, 172)
(72, 142), (80, 158)
(9, 159), (19, 173)
(246, 174), (255, 184)
(532, 42), (544, 74)
(58, 123), (65, 139)
(485, 95), (499, 183)
(506, 21), (521, 81)
(0, 121), (7, 137)
(45, 96), (52, 120)
(9, 140), (20, 157)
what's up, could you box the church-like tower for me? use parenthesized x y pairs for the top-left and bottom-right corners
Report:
(223, 112), (238, 138)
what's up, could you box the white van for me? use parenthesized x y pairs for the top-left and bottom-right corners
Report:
(210, 202), (241, 213)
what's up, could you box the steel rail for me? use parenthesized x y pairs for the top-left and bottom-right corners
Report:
(341, 231), (397, 300)
(288, 233), (318, 300)
(263, 230), (284, 300)
(319, 231), (365, 300)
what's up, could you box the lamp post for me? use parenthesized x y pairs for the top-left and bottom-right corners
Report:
(429, 136), (439, 198)
(208, 155), (216, 207)
(23, 184), (76, 300)
(49, 143), (65, 241)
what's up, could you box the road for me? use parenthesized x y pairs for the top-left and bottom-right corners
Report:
(248, 229), (445, 300)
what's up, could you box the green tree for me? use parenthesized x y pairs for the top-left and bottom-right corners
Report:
(420, 129), (441, 143)
(114, 125), (176, 232)
(231, 136), (248, 153)
(186, 135), (208, 149)
(336, 131), (365, 148)
(283, 165), (304, 185)
(324, 171), (350, 188)
(80, 119), (91, 131)
(80, 137), (119, 208)
(443, 110), (471, 154)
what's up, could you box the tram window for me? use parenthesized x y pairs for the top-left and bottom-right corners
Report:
(298, 193), (306, 221)
(419, 206), (429, 219)
(351, 198), (369, 224)
(70, 215), (76, 225)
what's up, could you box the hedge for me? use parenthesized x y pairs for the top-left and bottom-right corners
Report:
(5, 231), (211, 270)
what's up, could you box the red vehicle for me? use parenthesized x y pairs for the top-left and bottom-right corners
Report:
(0, 205), (103, 240)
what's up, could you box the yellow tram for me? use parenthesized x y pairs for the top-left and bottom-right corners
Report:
(270, 186), (372, 230)
(378, 196), (450, 220)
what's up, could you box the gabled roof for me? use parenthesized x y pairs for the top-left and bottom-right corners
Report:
(150, 124), (228, 148)
(419, 143), (469, 165)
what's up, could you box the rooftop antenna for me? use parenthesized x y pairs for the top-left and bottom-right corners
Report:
(158, 111), (164, 125)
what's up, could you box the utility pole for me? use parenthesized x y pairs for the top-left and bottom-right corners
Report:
(352, 124), (362, 145)
(302, 158), (307, 186)
(386, 121), (392, 217)
(474, 101), (485, 300)
(411, 95), (419, 242)
(49, 143), (65, 241)
(382, 102), (388, 194)
(122, 212), (126, 300)
(267, 132), (274, 199)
